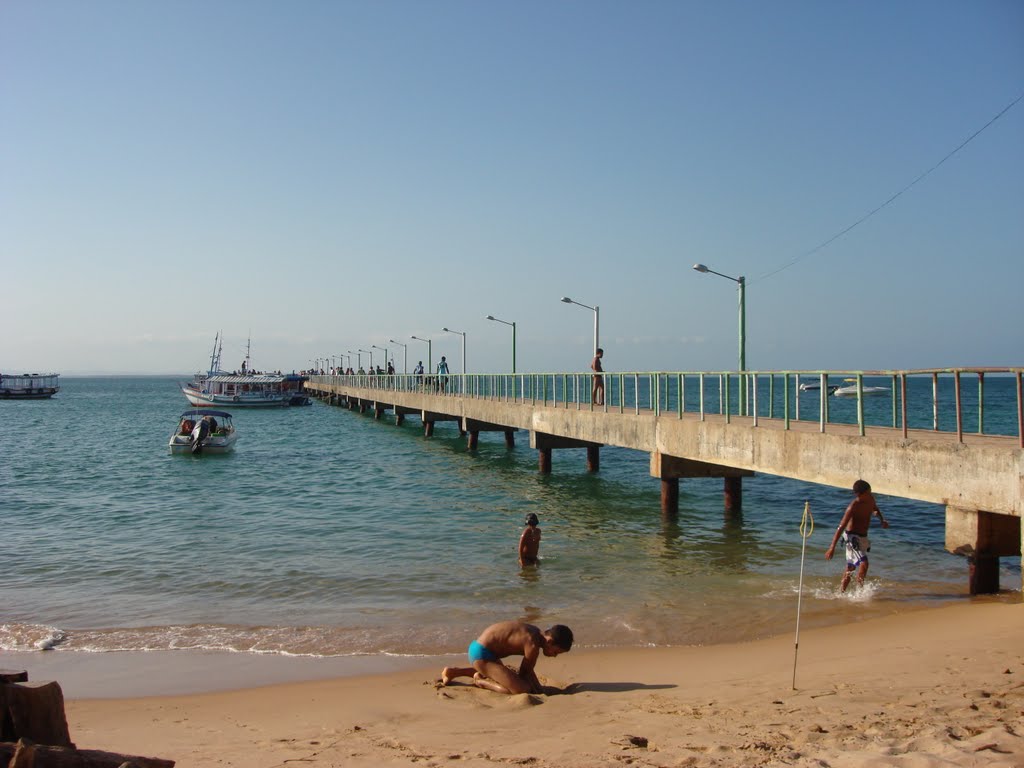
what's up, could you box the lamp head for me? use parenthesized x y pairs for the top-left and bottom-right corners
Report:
(442, 327), (449, 332)
(486, 315), (495, 321)
(693, 264), (709, 273)
(560, 296), (573, 303)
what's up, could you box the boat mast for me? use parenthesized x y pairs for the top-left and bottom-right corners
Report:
(208, 332), (220, 374)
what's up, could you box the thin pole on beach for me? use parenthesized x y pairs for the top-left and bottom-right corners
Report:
(792, 500), (814, 690)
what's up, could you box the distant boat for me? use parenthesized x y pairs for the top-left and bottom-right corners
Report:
(1, 373), (60, 399)
(799, 380), (839, 393)
(181, 333), (309, 408)
(832, 379), (890, 398)
(169, 409), (238, 455)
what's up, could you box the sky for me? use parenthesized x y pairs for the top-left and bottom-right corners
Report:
(2, 0), (1022, 376)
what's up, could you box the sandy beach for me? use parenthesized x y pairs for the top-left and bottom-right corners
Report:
(10, 599), (1010, 767)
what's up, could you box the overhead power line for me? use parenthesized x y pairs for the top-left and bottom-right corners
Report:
(757, 91), (1024, 282)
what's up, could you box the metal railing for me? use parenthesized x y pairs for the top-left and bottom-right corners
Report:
(308, 367), (1024, 447)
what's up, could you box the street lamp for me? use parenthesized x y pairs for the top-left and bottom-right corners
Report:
(389, 339), (408, 374)
(442, 327), (467, 374)
(693, 263), (746, 414)
(411, 335), (432, 375)
(560, 296), (600, 356)
(359, 348), (373, 371)
(372, 344), (389, 371)
(485, 315), (516, 373)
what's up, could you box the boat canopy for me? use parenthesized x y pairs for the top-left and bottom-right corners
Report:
(180, 409), (234, 418)
(205, 374), (286, 384)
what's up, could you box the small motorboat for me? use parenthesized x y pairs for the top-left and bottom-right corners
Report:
(832, 379), (890, 398)
(169, 409), (238, 455)
(798, 380), (839, 393)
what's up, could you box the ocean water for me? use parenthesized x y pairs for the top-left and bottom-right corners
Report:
(1, 376), (1019, 660)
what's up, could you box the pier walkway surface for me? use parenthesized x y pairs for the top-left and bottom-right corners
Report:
(305, 367), (1023, 593)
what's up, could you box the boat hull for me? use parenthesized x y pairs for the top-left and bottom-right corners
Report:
(168, 433), (238, 454)
(832, 385), (890, 398)
(181, 386), (290, 408)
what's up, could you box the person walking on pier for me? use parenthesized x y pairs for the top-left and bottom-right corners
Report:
(519, 513), (542, 567)
(590, 348), (605, 405)
(825, 479), (890, 592)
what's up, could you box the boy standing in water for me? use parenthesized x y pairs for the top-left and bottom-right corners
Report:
(519, 513), (541, 566)
(825, 479), (890, 592)
(441, 621), (573, 695)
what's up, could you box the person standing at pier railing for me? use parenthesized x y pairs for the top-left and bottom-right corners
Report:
(437, 356), (450, 393)
(590, 347), (605, 405)
(825, 479), (890, 592)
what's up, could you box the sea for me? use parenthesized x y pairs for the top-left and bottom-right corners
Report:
(1, 376), (1020, 664)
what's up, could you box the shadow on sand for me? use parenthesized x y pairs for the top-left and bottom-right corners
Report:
(557, 682), (676, 694)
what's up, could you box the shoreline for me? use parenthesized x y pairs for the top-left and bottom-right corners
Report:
(26, 601), (1024, 767)
(3, 593), (1019, 701)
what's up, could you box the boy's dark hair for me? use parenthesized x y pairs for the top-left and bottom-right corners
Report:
(852, 479), (871, 494)
(547, 624), (574, 651)
(525, 513), (539, 526)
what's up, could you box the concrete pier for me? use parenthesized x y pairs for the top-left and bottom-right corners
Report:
(306, 377), (1023, 592)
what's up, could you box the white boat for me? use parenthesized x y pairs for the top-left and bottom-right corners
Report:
(169, 409), (238, 455)
(798, 380), (839, 393)
(181, 334), (309, 408)
(832, 379), (890, 397)
(1, 373), (60, 399)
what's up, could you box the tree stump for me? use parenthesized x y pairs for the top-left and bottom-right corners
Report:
(0, 681), (74, 747)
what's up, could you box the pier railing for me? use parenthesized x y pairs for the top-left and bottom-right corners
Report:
(309, 367), (1024, 447)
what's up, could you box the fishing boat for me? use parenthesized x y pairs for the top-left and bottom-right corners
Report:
(832, 378), (890, 397)
(1, 373), (60, 399)
(181, 334), (309, 408)
(169, 409), (238, 455)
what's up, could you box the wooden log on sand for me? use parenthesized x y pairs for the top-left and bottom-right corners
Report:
(5, 738), (175, 768)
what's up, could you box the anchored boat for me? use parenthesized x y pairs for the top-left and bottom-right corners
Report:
(1, 373), (60, 399)
(169, 409), (238, 455)
(181, 334), (309, 408)
(832, 378), (890, 397)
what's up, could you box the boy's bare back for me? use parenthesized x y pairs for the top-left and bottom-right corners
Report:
(476, 621), (544, 659)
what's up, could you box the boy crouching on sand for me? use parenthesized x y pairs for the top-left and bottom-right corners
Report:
(442, 621), (573, 695)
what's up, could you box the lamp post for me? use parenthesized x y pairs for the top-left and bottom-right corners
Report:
(693, 263), (746, 414)
(389, 339), (408, 374)
(485, 315), (516, 373)
(442, 327), (467, 374)
(372, 344), (389, 371)
(411, 335), (432, 375)
(560, 296), (599, 356)
(347, 351), (356, 372)
(359, 348), (373, 371)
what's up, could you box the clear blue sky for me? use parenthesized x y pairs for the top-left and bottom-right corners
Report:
(2, 1), (1021, 375)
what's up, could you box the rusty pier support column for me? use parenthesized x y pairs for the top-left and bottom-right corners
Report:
(661, 477), (679, 517)
(504, 430), (515, 449)
(945, 506), (1021, 594)
(724, 477), (743, 515)
(539, 447), (552, 474)
(586, 445), (600, 473)
(468, 431), (479, 450)
(424, 421), (434, 437)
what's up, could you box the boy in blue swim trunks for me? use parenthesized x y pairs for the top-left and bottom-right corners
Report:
(825, 479), (890, 592)
(441, 621), (573, 695)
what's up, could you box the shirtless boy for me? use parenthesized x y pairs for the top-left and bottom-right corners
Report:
(441, 621), (573, 695)
(519, 513), (541, 566)
(825, 479), (890, 592)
